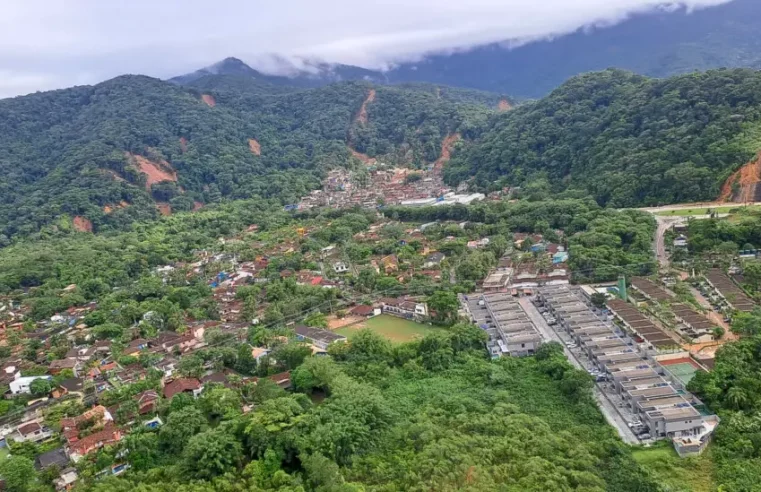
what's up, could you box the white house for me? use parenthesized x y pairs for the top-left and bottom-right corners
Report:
(333, 262), (349, 274)
(9, 374), (52, 395)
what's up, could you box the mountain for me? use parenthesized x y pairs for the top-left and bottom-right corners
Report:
(170, 56), (386, 89)
(444, 68), (761, 207)
(385, 0), (761, 98)
(175, 0), (761, 99)
(0, 74), (494, 241)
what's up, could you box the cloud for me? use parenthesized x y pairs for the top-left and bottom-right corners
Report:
(0, 0), (733, 97)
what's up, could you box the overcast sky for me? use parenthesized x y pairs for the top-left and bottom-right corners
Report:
(0, 0), (730, 98)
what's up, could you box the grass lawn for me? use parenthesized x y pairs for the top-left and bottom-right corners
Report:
(655, 205), (761, 216)
(334, 314), (437, 343)
(632, 443), (716, 492)
(0, 446), (9, 459)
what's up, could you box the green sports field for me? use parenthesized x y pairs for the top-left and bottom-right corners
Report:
(335, 314), (436, 343)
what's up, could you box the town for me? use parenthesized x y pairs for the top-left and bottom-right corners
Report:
(5, 195), (761, 489)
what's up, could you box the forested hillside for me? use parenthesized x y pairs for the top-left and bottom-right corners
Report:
(445, 68), (761, 207)
(0, 75), (491, 241)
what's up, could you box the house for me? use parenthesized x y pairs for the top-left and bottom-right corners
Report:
(552, 251), (569, 264)
(49, 358), (81, 376)
(67, 424), (122, 462)
(423, 252), (445, 268)
(163, 378), (203, 399)
(294, 325), (347, 350)
(350, 305), (379, 318)
(467, 238), (490, 249)
(55, 468), (79, 490)
(14, 421), (53, 443)
(134, 390), (160, 415)
(35, 448), (70, 470)
(51, 378), (86, 399)
(166, 333), (198, 354)
(250, 347), (270, 361)
(9, 375), (52, 395)
(380, 254), (399, 274)
(152, 331), (181, 352)
(381, 298), (429, 321)
(155, 357), (178, 378)
(64, 347), (96, 362)
(265, 371), (293, 390)
(124, 338), (148, 357)
(333, 262), (349, 274)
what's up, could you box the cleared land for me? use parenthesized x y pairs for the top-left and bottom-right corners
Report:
(334, 314), (436, 343)
(632, 443), (715, 492)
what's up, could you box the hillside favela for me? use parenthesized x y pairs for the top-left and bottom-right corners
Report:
(3, 0), (761, 491)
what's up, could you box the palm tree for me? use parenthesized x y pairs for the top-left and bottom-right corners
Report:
(726, 386), (748, 410)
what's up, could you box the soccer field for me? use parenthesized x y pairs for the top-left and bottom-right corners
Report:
(334, 314), (436, 343)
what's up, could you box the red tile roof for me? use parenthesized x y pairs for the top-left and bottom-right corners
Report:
(18, 422), (42, 436)
(163, 378), (202, 399)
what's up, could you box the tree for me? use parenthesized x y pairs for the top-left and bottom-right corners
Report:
(182, 428), (243, 480)
(0, 455), (38, 492)
(159, 406), (209, 454)
(178, 354), (204, 379)
(731, 308), (761, 337)
(712, 326), (725, 340)
(271, 343), (313, 370)
(241, 296), (258, 323)
(590, 292), (608, 309)
(29, 378), (51, 397)
(427, 290), (459, 325)
(304, 311), (328, 329)
(198, 385), (242, 423)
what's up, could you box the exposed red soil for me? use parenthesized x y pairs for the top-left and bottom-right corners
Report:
(349, 148), (377, 165)
(356, 89), (376, 125)
(248, 138), (261, 156)
(192, 201), (204, 211)
(127, 153), (178, 190)
(179, 137), (188, 153)
(498, 99), (513, 111)
(432, 133), (462, 172)
(72, 216), (93, 233)
(157, 203), (172, 216)
(720, 152), (761, 202)
(103, 201), (129, 214)
(201, 94), (216, 107)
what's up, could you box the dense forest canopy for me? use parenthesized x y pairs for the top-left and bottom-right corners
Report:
(70, 335), (658, 492)
(445, 68), (761, 207)
(0, 75), (492, 241)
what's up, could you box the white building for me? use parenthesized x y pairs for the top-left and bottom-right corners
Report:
(9, 373), (52, 395)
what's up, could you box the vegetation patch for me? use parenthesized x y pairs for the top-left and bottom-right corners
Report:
(334, 314), (436, 343)
(632, 442), (716, 492)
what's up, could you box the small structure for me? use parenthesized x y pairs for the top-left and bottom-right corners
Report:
(163, 378), (203, 399)
(15, 421), (53, 443)
(423, 252), (445, 268)
(333, 262), (349, 274)
(350, 305), (379, 318)
(9, 374), (52, 395)
(294, 325), (347, 350)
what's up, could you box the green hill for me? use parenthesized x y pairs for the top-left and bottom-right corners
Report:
(0, 75), (492, 240)
(444, 68), (761, 207)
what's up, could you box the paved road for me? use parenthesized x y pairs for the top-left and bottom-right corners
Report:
(638, 201), (761, 213)
(653, 216), (685, 270)
(519, 297), (640, 444)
